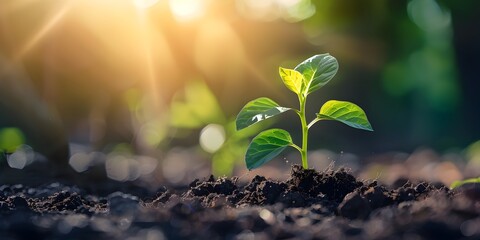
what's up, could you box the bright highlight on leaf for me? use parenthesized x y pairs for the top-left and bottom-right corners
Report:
(245, 129), (293, 170)
(236, 54), (373, 171)
(236, 97), (290, 131)
(294, 54), (338, 95)
(279, 67), (304, 95)
(317, 100), (373, 131)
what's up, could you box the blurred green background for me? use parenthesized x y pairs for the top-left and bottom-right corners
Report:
(0, 0), (479, 178)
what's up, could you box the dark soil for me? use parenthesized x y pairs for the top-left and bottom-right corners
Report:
(1, 165), (479, 240)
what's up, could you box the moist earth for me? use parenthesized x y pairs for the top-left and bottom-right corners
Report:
(1, 165), (479, 240)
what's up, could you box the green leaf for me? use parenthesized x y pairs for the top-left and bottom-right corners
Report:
(450, 177), (480, 189)
(279, 67), (304, 95)
(294, 54), (338, 95)
(236, 97), (290, 131)
(317, 100), (373, 131)
(245, 129), (293, 170)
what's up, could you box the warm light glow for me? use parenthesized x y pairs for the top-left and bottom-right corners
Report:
(0, 0), (36, 15)
(132, 0), (160, 9)
(0, 0), (245, 105)
(67, 0), (177, 111)
(194, 20), (246, 82)
(0, 0), (267, 152)
(13, 1), (72, 62)
(236, 0), (315, 22)
(169, 0), (205, 21)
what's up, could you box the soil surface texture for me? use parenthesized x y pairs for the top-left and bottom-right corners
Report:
(1, 165), (479, 240)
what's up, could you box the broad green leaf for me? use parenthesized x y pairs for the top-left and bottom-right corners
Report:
(236, 97), (290, 131)
(245, 129), (293, 170)
(317, 100), (373, 131)
(279, 67), (304, 95)
(294, 54), (338, 95)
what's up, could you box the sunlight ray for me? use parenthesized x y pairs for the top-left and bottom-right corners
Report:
(13, 1), (73, 62)
(136, 11), (160, 110)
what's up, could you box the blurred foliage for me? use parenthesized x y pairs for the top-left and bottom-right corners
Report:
(0, 128), (25, 153)
(170, 81), (225, 129)
(170, 80), (271, 176)
(466, 140), (480, 164)
(0, 0), (479, 171)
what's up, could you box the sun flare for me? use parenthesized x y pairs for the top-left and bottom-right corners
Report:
(0, 0), (270, 119)
(169, 0), (206, 21)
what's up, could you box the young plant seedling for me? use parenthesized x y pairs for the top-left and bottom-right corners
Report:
(235, 54), (373, 170)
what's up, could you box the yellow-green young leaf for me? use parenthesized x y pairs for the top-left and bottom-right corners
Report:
(317, 100), (373, 131)
(245, 129), (292, 170)
(279, 67), (304, 95)
(236, 97), (290, 131)
(294, 54), (338, 95)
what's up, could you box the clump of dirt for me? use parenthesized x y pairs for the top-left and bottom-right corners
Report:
(222, 165), (363, 208)
(186, 175), (238, 197)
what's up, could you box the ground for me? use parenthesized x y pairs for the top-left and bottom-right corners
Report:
(1, 164), (479, 240)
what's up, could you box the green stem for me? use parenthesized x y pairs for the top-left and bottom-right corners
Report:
(307, 118), (320, 129)
(299, 96), (309, 169)
(290, 143), (302, 153)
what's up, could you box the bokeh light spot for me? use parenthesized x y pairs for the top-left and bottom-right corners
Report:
(407, 0), (451, 32)
(199, 124), (225, 153)
(106, 155), (130, 182)
(169, 0), (205, 21)
(69, 152), (91, 172)
(7, 145), (35, 169)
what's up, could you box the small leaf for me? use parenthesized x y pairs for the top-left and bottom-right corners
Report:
(245, 129), (293, 170)
(279, 67), (304, 95)
(450, 177), (480, 189)
(317, 100), (373, 131)
(294, 54), (338, 95)
(236, 97), (290, 131)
